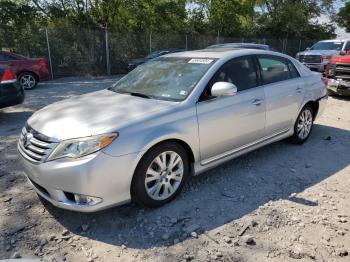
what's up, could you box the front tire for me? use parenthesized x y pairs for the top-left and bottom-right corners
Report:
(131, 142), (189, 207)
(290, 105), (314, 144)
(19, 72), (37, 90)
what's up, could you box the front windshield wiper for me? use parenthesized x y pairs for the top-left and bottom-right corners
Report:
(113, 89), (151, 99)
(129, 92), (151, 99)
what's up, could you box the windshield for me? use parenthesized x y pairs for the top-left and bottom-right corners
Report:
(110, 57), (215, 101)
(311, 41), (344, 51)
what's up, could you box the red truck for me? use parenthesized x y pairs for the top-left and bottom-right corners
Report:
(0, 51), (50, 90)
(325, 51), (350, 96)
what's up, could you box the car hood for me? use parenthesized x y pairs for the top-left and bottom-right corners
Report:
(298, 50), (340, 57)
(329, 55), (350, 64)
(28, 89), (174, 140)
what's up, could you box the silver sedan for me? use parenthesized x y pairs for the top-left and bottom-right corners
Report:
(18, 49), (328, 212)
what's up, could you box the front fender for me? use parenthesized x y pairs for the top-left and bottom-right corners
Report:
(103, 106), (200, 162)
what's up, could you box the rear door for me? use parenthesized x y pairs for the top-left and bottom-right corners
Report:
(257, 55), (304, 135)
(196, 56), (266, 163)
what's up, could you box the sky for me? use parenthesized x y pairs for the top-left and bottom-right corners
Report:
(313, 0), (349, 38)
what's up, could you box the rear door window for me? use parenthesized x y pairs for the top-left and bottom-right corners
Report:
(258, 56), (296, 84)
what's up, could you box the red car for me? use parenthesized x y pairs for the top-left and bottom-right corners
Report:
(325, 51), (350, 96)
(0, 51), (50, 90)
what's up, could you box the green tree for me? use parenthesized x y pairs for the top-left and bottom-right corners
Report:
(256, 0), (336, 39)
(336, 2), (350, 33)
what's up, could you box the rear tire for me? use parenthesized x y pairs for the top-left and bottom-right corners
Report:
(290, 105), (314, 144)
(19, 72), (37, 90)
(131, 142), (189, 207)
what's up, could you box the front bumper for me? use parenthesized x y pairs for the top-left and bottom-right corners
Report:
(18, 147), (141, 212)
(302, 62), (328, 72)
(327, 78), (350, 96)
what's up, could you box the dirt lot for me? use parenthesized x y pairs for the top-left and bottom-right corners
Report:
(1, 77), (350, 262)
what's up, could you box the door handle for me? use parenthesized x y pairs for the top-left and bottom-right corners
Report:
(296, 87), (303, 93)
(252, 99), (263, 106)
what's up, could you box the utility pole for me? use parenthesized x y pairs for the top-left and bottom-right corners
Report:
(105, 24), (111, 75)
(45, 28), (54, 79)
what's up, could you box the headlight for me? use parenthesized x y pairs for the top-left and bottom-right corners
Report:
(47, 133), (118, 161)
(327, 63), (336, 76)
(321, 56), (332, 62)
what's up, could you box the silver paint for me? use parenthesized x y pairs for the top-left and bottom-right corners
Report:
(18, 49), (328, 212)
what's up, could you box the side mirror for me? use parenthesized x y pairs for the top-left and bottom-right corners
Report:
(211, 82), (237, 97)
(340, 50), (347, 56)
(306, 47), (311, 51)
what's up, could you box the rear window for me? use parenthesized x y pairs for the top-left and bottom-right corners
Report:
(0, 53), (15, 61)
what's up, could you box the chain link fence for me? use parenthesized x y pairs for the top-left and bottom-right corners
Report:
(0, 24), (318, 78)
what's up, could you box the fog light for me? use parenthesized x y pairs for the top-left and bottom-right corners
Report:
(74, 194), (102, 206)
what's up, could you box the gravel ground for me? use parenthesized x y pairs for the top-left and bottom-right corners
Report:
(0, 77), (350, 262)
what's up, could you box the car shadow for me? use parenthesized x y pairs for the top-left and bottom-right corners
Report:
(30, 123), (350, 249)
(328, 93), (350, 101)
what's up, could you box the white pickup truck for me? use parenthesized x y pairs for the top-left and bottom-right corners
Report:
(296, 39), (350, 72)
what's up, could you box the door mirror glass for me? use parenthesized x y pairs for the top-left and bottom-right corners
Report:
(211, 82), (237, 97)
(340, 50), (347, 56)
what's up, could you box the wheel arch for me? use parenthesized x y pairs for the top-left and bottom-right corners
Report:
(134, 138), (196, 175)
(295, 99), (320, 123)
(305, 100), (319, 120)
(129, 138), (196, 202)
(17, 71), (39, 81)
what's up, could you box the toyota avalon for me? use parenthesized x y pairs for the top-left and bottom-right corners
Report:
(18, 49), (328, 212)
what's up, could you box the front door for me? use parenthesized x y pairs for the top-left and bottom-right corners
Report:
(196, 56), (266, 164)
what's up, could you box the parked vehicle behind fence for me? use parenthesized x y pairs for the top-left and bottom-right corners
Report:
(296, 39), (350, 72)
(18, 49), (327, 212)
(0, 65), (24, 109)
(325, 51), (350, 96)
(127, 49), (186, 71)
(207, 43), (275, 51)
(0, 51), (50, 90)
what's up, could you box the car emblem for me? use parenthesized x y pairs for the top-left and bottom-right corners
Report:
(23, 133), (33, 148)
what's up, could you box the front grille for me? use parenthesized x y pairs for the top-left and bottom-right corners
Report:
(299, 55), (322, 64)
(334, 63), (350, 80)
(18, 125), (58, 164)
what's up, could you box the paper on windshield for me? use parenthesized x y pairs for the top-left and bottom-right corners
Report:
(188, 59), (213, 64)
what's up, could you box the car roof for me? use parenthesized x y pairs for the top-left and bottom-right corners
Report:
(208, 43), (270, 48)
(0, 50), (27, 59)
(164, 48), (279, 59)
(318, 39), (350, 42)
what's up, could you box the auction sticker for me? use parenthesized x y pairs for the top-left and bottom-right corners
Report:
(188, 59), (213, 64)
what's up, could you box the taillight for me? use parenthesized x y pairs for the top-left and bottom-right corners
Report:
(38, 59), (47, 66)
(1, 67), (16, 84)
(321, 77), (328, 87)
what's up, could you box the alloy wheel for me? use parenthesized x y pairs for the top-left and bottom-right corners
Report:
(297, 109), (313, 140)
(20, 74), (36, 89)
(144, 151), (184, 201)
